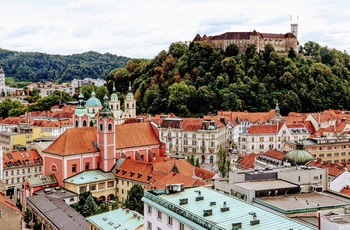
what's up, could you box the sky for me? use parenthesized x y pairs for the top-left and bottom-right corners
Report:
(1, 0), (350, 59)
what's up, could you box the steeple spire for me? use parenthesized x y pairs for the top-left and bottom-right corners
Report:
(99, 95), (114, 118)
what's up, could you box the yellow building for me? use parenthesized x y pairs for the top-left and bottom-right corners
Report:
(0, 123), (50, 151)
(63, 170), (116, 202)
(285, 137), (350, 164)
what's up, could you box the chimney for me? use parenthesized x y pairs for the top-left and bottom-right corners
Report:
(109, 205), (112, 211)
(118, 203), (122, 209)
(126, 208), (130, 213)
(133, 213), (137, 218)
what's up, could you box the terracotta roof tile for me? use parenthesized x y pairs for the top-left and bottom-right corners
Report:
(341, 186), (350, 196)
(3, 149), (42, 168)
(0, 192), (21, 213)
(261, 149), (285, 161)
(307, 160), (346, 177)
(44, 127), (97, 155)
(247, 124), (281, 134)
(237, 153), (261, 170)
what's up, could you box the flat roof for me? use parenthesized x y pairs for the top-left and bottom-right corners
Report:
(258, 192), (350, 212)
(143, 186), (314, 230)
(234, 180), (298, 191)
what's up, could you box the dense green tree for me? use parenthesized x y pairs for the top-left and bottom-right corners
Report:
(216, 145), (230, 178)
(81, 195), (98, 217)
(124, 184), (144, 215)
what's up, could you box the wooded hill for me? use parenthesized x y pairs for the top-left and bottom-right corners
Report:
(0, 48), (130, 83)
(106, 41), (350, 117)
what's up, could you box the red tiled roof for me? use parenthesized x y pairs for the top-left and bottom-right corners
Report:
(236, 153), (261, 170)
(0, 192), (21, 213)
(44, 127), (97, 155)
(247, 123), (283, 134)
(262, 149), (285, 161)
(116, 122), (160, 149)
(44, 122), (161, 156)
(1, 117), (26, 124)
(307, 160), (347, 177)
(145, 172), (207, 190)
(115, 159), (154, 183)
(3, 149), (42, 168)
(341, 186), (350, 196)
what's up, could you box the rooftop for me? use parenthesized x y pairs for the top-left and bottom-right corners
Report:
(26, 195), (88, 230)
(257, 192), (350, 214)
(64, 170), (115, 185)
(143, 186), (314, 230)
(86, 208), (143, 230)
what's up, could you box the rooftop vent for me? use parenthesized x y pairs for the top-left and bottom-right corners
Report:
(108, 222), (114, 225)
(195, 190), (204, 201)
(221, 201), (230, 212)
(249, 212), (260, 226)
(330, 216), (344, 222)
(102, 217), (107, 221)
(203, 209), (212, 217)
(179, 198), (188, 205)
(210, 201), (216, 206)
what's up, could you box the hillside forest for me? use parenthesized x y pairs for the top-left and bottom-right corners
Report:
(1, 41), (350, 118)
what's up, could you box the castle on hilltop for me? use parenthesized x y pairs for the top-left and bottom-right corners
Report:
(193, 21), (299, 54)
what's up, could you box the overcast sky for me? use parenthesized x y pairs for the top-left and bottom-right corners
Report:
(1, 0), (349, 59)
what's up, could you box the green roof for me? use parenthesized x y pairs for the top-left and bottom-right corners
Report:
(86, 92), (102, 107)
(143, 186), (314, 230)
(27, 174), (58, 187)
(86, 208), (143, 230)
(64, 170), (115, 185)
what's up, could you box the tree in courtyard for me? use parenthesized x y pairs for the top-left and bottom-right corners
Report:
(16, 198), (22, 212)
(195, 158), (200, 168)
(124, 184), (144, 215)
(81, 195), (98, 217)
(216, 145), (231, 177)
(24, 207), (32, 228)
(187, 154), (195, 165)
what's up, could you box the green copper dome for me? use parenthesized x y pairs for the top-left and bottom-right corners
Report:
(283, 142), (315, 165)
(86, 92), (102, 107)
(74, 89), (88, 116)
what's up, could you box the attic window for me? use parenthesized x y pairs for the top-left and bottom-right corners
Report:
(179, 198), (188, 205)
(203, 209), (212, 217)
(130, 172), (135, 177)
(116, 169), (120, 174)
(122, 170), (127, 175)
(137, 173), (142, 178)
(147, 175), (152, 181)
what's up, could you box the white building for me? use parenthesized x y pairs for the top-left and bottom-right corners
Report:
(142, 186), (314, 230)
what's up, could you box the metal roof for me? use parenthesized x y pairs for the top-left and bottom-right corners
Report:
(64, 170), (115, 185)
(143, 186), (315, 230)
(27, 174), (58, 187)
(26, 195), (88, 230)
(86, 208), (144, 230)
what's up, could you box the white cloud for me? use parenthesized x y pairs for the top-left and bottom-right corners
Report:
(0, 0), (350, 58)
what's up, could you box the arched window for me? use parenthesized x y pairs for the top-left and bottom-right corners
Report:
(100, 124), (103, 131)
(83, 120), (87, 127)
(111, 105), (113, 110)
(127, 103), (129, 108)
(75, 120), (78, 127)
(108, 124), (112, 131)
(50, 164), (58, 172)
(132, 103), (134, 108)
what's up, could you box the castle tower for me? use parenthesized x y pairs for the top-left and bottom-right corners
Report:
(73, 89), (89, 127)
(97, 95), (116, 171)
(109, 85), (121, 122)
(290, 15), (298, 38)
(0, 68), (6, 96)
(124, 82), (136, 119)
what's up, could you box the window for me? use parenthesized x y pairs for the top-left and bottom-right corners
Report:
(192, 134), (196, 138)
(108, 124), (112, 130)
(72, 164), (77, 172)
(22, 169), (25, 174)
(90, 184), (96, 191)
(11, 171), (14, 176)
(319, 154), (324, 157)
(183, 140), (188, 145)
(298, 176), (300, 182)
(17, 178), (20, 183)
(148, 205), (152, 214)
(157, 210), (162, 220)
(85, 163), (89, 170)
(5, 171), (8, 177)
(127, 181), (129, 187)
(192, 140), (196, 146)
(260, 137), (264, 142)
(147, 221), (152, 230)
(34, 167), (37, 173)
(327, 153), (332, 157)
(334, 153), (339, 156)
(168, 216), (173, 226)
(50, 164), (57, 172)
(107, 181), (114, 187)
(100, 124), (103, 131)
(269, 137), (274, 141)
(179, 223), (184, 230)
(313, 176), (319, 180)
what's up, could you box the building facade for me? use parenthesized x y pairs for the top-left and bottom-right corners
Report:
(193, 22), (298, 54)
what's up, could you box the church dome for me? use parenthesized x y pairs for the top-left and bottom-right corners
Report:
(283, 142), (314, 165)
(86, 92), (102, 107)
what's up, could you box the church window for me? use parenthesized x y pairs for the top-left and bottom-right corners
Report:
(108, 124), (112, 131)
(75, 120), (78, 127)
(50, 164), (58, 173)
(85, 163), (89, 170)
(100, 124), (103, 131)
(83, 120), (87, 127)
(132, 103), (134, 108)
(111, 105), (113, 110)
(127, 103), (129, 108)
(72, 164), (77, 172)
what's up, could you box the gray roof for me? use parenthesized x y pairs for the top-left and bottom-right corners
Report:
(26, 195), (88, 230)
